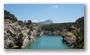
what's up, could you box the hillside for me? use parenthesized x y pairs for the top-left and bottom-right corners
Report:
(4, 10), (40, 49)
(4, 10), (84, 49)
(40, 16), (84, 49)
(73, 16), (84, 49)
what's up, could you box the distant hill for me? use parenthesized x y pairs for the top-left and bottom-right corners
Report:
(38, 19), (53, 24)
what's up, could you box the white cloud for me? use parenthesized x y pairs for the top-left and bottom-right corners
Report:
(32, 20), (39, 22)
(52, 5), (58, 8)
(40, 20), (44, 22)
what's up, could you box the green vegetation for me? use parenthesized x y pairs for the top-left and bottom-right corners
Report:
(41, 23), (75, 32)
(4, 10), (33, 28)
(76, 17), (84, 37)
(18, 20), (25, 27)
(4, 10), (84, 49)
(4, 10), (35, 49)
(16, 33), (24, 48)
(40, 16), (84, 49)
(25, 20), (32, 28)
(8, 42), (14, 48)
(27, 20), (32, 25)
(4, 10), (17, 22)
(73, 30), (84, 49)
(73, 17), (84, 49)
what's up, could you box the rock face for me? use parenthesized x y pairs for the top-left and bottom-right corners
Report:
(4, 19), (37, 49)
(62, 32), (76, 47)
(61, 28), (76, 48)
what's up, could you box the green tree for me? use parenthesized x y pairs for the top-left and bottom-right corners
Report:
(4, 10), (17, 22)
(16, 33), (24, 48)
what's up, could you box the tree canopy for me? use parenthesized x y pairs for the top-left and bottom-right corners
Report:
(4, 10), (17, 22)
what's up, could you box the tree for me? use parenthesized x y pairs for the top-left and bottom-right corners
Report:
(18, 20), (24, 27)
(4, 10), (17, 22)
(27, 20), (32, 25)
(16, 33), (24, 48)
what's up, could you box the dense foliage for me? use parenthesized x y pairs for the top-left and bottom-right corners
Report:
(4, 10), (33, 28)
(4, 10), (17, 22)
(73, 16), (84, 49)
(16, 33), (24, 48)
(41, 22), (75, 32)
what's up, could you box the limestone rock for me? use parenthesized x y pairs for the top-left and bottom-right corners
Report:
(4, 19), (37, 49)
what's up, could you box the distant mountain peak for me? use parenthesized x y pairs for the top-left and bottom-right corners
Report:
(38, 19), (53, 24)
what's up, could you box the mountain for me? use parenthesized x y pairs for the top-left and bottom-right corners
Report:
(38, 19), (53, 24)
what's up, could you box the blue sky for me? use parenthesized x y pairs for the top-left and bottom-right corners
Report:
(4, 4), (84, 23)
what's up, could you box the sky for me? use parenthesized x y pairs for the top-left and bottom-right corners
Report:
(4, 4), (84, 23)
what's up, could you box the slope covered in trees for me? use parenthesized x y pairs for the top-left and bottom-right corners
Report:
(4, 10), (17, 22)
(41, 22), (75, 32)
(73, 16), (84, 49)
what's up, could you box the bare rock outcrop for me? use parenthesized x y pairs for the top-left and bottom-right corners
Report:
(4, 19), (37, 49)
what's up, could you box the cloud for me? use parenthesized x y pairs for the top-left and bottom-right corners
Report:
(32, 20), (39, 22)
(52, 5), (58, 8)
(40, 20), (44, 22)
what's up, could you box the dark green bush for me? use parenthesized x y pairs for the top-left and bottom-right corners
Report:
(4, 10), (17, 22)
(16, 33), (24, 48)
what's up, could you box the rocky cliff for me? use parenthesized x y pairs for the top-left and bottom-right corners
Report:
(62, 17), (84, 48)
(62, 31), (76, 48)
(4, 19), (37, 49)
